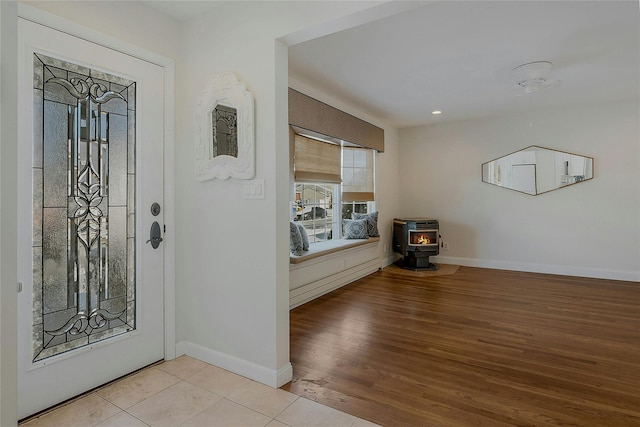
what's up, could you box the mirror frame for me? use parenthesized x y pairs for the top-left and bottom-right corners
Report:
(195, 72), (254, 180)
(482, 145), (594, 195)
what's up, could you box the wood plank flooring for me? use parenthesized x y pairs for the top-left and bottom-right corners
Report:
(283, 266), (640, 426)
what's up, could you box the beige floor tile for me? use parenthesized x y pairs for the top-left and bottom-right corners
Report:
(21, 393), (120, 427)
(275, 397), (357, 427)
(18, 356), (374, 427)
(127, 381), (220, 427)
(185, 364), (252, 397)
(154, 355), (210, 379)
(353, 417), (382, 427)
(94, 411), (150, 426)
(96, 367), (182, 409)
(226, 380), (299, 418)
(180, 398), (272, 427)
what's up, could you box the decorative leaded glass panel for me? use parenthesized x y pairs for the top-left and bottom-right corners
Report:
(32, 53), (136, 362)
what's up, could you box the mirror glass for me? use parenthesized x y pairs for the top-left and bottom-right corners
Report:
(482, 146), (593, 195)
(211, 104), (238, 158)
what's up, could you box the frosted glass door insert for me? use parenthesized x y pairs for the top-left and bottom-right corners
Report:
(32, 53), (136, 361)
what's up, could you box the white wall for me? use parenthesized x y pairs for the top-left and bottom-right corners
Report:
(172, 1), (393, 386)
(22, 0), (182, 59)
(399, 101), (640, 281)
(377, 126), (402, 264)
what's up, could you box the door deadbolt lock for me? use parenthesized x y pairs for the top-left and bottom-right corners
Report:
(146, 221), (163, 249)
(151, 202), (161, 216)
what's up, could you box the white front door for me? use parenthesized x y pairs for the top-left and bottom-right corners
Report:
(17, 18), (165, 419)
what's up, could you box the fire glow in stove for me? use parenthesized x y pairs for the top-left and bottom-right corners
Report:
(393, 218), (439, 270)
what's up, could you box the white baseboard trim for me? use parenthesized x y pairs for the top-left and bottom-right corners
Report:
(175, 341), (293, 388)
(432, 255), (640, 282)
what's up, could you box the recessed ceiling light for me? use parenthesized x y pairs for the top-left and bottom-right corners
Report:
(432, 110), (442, 115)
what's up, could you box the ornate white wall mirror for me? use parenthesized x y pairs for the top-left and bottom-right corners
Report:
(195, 72), (254, 180)
(482, 146), (594, 195)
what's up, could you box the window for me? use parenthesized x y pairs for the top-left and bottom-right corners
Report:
(341, 146), (375, 221)
(294, 183), (337, 243)
(293, 134), (375, 243)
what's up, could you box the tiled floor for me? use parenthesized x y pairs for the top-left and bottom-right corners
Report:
(20, 356), (380, 427)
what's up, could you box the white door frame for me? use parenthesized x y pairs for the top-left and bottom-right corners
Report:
(17, 2), (176, 365)
(1, 2), (20, 426)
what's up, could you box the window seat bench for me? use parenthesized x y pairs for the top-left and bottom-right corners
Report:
(289, 236), (381, 308)
(290, 236), (380, 264)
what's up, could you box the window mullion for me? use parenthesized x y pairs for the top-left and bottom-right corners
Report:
(333, 184), (342, 239)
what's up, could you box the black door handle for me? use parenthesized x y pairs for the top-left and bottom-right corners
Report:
(146, 221), (163, 249)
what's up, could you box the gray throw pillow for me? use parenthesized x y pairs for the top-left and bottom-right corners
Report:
(343, 218), (369, 239)
(352, 211), (379, 237)
(296, 223), (309, 251)
(290, 221), (304, 255)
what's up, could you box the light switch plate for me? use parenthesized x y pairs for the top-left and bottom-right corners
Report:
(243, 179), (264, 199)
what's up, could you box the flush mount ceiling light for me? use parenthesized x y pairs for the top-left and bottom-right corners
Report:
(512, 61), (560, 94)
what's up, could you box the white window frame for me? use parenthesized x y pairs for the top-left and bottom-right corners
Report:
(293, 182), (340, 243)
(293, 143), (376, 245)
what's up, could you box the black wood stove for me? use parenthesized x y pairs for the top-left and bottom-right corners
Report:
(393, 218), (439, 270)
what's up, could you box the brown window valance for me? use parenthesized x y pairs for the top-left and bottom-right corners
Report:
(288, 88), (384, 152)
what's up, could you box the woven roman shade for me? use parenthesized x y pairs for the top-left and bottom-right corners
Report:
(342, 146), (374, 201)
(289, 88), (384, 152)
(342, 192), (375, 202)
(294, 134), (342, 183)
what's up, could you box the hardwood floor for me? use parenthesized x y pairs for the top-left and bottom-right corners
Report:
(284, 266), (640, 426)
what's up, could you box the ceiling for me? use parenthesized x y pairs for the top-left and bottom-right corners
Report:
(145, 1), (639, 129)
(288, 1), (639, 128)
(142, 0), (222, 22)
